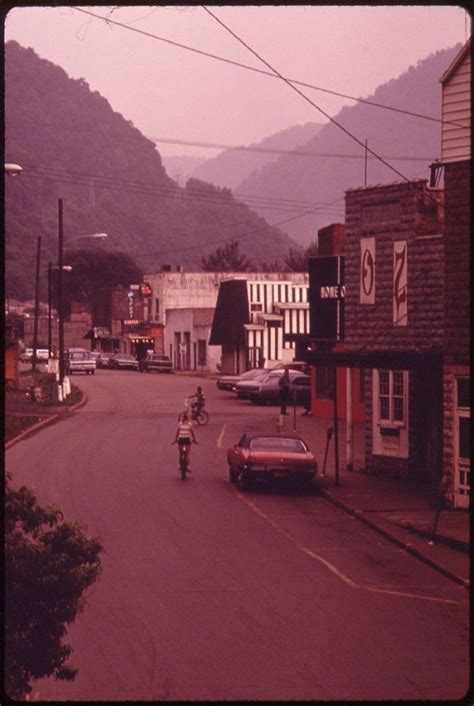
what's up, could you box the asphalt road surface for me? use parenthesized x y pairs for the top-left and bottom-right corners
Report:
(6, 370), (470, 701)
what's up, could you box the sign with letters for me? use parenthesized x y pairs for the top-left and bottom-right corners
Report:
(360, 237), (375, 304)
(308, 256), (345, 341)
(393, 240), (408, 326)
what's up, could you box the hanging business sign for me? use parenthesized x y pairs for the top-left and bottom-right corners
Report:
(393, 240), (408, 326)
(308, 256), (345, 341)
(360, 237), (375, 304)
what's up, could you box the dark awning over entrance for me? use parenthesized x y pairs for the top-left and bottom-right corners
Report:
(304, 348), (442, 370)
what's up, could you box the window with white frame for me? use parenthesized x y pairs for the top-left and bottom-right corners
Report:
(378, 370), (406, 425)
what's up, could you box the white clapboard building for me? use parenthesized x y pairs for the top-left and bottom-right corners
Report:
(210, 274), (309, 374)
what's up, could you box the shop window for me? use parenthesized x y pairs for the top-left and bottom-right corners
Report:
(155, 298), (160, 318)
(378, 370), (406, 425)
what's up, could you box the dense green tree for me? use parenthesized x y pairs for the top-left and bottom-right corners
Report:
(201, 239), (254, 272)
(5, 473), (103, 700)
(4, 41), (297, 299)
(284, 239), (319, 272)
(51, 248), (143, 311)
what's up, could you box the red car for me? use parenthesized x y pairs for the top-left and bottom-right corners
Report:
(227, 433), (318, 491)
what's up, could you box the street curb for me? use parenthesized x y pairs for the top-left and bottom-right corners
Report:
(320, 488), (470, 589)
(5, 393), (88, 450)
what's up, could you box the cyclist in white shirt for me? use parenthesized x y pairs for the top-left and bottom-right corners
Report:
(172, 411), (198, 471)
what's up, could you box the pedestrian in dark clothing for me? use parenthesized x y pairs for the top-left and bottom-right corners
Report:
(279, 367), (290, 415)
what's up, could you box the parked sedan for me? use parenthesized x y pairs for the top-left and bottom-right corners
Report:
(227, 433), (317, 490)
(250, 370), (311, 405)
(108, 353), (139, 370)
(236, 368), (303, 401)
(96, 352), (114, 368)
(234, 370), (270, 398)
(217, 368), (264, 391)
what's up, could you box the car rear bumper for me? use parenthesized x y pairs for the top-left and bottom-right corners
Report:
(245, 467), (316, 483)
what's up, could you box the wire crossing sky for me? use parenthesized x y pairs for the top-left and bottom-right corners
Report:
(5, 4), (468, 158)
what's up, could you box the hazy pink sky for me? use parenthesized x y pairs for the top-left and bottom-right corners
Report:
(5, 5), (469, 157)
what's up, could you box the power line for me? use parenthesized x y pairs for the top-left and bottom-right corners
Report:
(21, 163), (345, 214)
(201, 6), (462, 228)
(149, 135), (435, 162)
(70, 6), (465, 130)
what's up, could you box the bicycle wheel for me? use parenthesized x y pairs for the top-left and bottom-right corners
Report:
(179, 450), (188, 480)
(196, 410), (209, 425)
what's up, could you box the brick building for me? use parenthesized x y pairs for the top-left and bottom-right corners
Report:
(344, 180), (444, 486)
(439, 39), (471, 508)
(90, 286), (164, 358)
(307, 181), (445, 491)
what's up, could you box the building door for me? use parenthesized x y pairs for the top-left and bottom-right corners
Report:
(455, 378), (470, 508)
(247, 346), (263, 369)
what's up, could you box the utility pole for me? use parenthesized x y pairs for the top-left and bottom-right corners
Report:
(58, 199), (65, 387)
(364, 139), (368, 187)
(333, 363), (340, 486)
(32, 235), (42, 372)
(47, 262), (52, 357)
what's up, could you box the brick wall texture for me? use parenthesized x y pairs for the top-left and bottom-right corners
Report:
(443, 161), (470, 364)
(344, 180), (445, 481)
(344, 180), (444, 352)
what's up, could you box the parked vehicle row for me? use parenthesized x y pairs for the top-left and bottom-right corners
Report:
(216, 363), (311, 406)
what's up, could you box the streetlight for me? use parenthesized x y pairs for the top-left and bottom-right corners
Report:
(48, 262), (72, 358)
(57, 198), (108, 387)
(5, 163), (22, 176)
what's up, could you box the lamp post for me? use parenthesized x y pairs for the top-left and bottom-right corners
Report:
(32, 236), (42, 372)
(57, 198), (108, 388)
(48, 261), (72, 358)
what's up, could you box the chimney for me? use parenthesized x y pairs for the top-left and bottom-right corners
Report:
(317, 223), (345, 256)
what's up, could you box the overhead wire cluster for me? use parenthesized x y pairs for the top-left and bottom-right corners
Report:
(16, 6), (460, 257)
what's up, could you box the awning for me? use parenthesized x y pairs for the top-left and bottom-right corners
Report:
(304, 348), (443, 370)
(83, 326), (111, 340)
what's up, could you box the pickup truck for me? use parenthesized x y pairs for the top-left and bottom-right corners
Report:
(65, 350), (96, 375)
(140, 354), (173, 373)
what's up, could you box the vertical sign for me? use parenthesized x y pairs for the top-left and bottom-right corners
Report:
(308, 256), (345, 341)
(360, 237), (375, 304)
(393, 240), (407, 326)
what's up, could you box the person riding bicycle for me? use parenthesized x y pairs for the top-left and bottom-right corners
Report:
(190, 386), (206, 416)
(172, 411), (198, 471)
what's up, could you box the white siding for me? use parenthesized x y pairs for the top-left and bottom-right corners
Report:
(441, 49), (471, 163)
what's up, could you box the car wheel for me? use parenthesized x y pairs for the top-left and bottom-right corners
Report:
(91, 370), (95, 375)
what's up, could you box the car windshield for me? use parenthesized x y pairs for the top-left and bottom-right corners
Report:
(249, 437), (307, 453)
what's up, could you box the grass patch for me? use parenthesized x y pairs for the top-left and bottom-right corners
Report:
(30, 372), (84, 407)
(5, 416), (45, 442)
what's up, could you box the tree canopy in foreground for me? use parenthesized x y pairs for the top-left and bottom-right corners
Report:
(5, 472), (103, 700)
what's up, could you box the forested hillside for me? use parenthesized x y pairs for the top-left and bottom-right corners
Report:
(4, 41), (298, 299)
(188, 122), (323, 191)
(234, 45), (461, 244)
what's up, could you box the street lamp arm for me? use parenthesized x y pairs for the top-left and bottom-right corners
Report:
(67, 232), (108, 244)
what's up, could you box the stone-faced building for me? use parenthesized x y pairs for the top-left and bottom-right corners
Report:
(439, 39), (471, 508)
(307, 184), (445, 486)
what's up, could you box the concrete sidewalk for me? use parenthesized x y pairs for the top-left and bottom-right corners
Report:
(279, 411), (470, 588)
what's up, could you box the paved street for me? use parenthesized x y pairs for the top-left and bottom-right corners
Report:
(6, 371), (470, 701)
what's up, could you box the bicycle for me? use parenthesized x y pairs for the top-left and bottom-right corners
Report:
(177, 396), (209, 425)
(172, 439), (197, 480)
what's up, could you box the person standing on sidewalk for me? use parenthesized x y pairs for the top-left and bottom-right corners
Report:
(278, 367), (290, 415)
